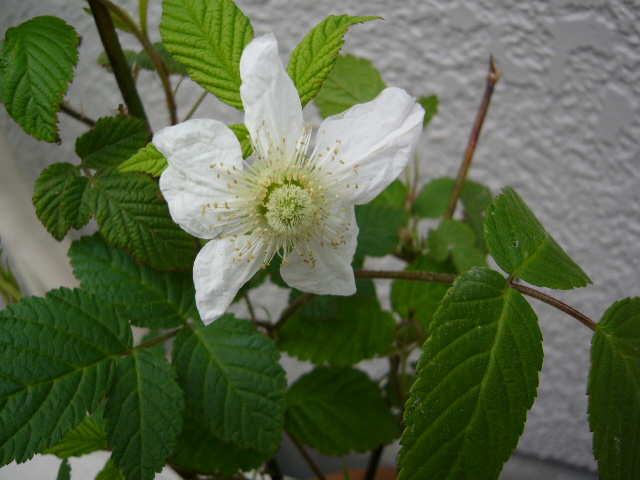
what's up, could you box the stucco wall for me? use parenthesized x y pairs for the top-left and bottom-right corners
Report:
(1, 0), (639, 474)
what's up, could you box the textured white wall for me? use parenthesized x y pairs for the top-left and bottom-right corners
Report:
(2, 0), (639, 474)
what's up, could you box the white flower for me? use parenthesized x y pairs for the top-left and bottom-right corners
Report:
(154, 34), (424, 324)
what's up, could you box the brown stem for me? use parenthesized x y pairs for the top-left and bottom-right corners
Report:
(88, 0), (150, 129)
(364, 445), (384, 480)
(509, 282), (598, 331)
(274, 292), (316, 330)
(123, 327), (183, 356)
(286, 430), (327, 480)
(444, 55), (501, 219)
(355, 269), (457, 284)
(60, 103), (96, 127)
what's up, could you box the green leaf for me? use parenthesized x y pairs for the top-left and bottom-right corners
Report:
(391, 255), (452, 331)
(485, 187), (591, 289)
(278, 281), (395, 365)
(0, 288), (132, 466)
(372, 180), (407, 208)
(44, 416), (107, 458)
(90, 169), (198, 271)
(1, 16), (79, 142)
(119, 143), (168, 177)
(589, 298), (640, 480)
(355, 203), (408, 257)
(418, 95), (438, 127)
(62, 175), (92, 230)
(398, 267), (543, 480)
(436, 219), (487, 273)
(172, 316), (286, 453)
(95, 460), (126, 480)
(169, 411), (271, 476)
(288, 16), (380, 108)
(76, 116), (149, 171)
(69, 233), (198, 328)
(136, 42), (187, 75)
(105, 349), (184, 480)
(413, 178), (491, 219)
(57, 459), (71, 480)
(33, 163), (83, 240)
(314, 54), (386, 117)
(228, 123), (252, 159)
(286, 366), (399, 455)
(160, 0), (254, 109)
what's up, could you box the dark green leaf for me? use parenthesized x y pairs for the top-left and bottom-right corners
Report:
(161, 0), (254, 109)
(62, 175), (92, 230)
(90, 170), (199, 271)
(119, 143), (168, 177)
(371, 180), (407, 208)
(57, 459), (71, 480)
(314, 54), (386, 117)
(413, 177), (491, 219)
(1, 16), (79, 142)
(356, 203), (408, 257)
(0, 288), (132, 466)
(228, 123), (252, 159)
(418, 95), (438, 127)
(105, 349), (184, 480)
(172, 316), (286, 453)
(44, 416), (107, 458)
(286, 366), (399, 455)
(69, 234), (198, 328)
(399, 268), (543, 480)
(76, 116), (149, 171)
(136, 42), (187, 75)
(95, 460), (126, 480)
(436, 219), (487, 272)
(33, 163), (82, 240)
(589, 298), (640, 480)
(485, 187), (591, 289)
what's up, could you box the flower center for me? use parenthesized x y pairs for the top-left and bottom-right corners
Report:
(264, 184), (317, 235)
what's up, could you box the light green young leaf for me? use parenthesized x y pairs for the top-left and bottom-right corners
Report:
(76, 116), (149, 171)
(485, 187), (591, 289)
(172, 316), (286, 454)
(589, 298), (640, 480)
(161, 0), (253, 109)
(288, 16), (379, 108)
(169, 412), (271, 476)
(57, 459), (71, 480)
(69, 234), (198, 329)
(44, 416), (107, 459)
(286, 366), (399, 455)
(418, 95), (438, 127)
(399, 267), (543, 480)
(0, 16), (79, 142)
(228, 123), (252, 158)
(119, 143), (168, 177)
(90, 170), (199, 271)
(314, 54), (386, 117)
(95, 460), (126, 480)
(105, 349), (184, 480)
(0, 288), (132, 466)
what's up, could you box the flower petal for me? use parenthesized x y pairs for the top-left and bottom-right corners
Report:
(240, 34), (304, 160)
(313, 87), (424, 204)
(156, 119), (243, 238)
(193, 235), (265, 324)
(280, 205), (358, 295)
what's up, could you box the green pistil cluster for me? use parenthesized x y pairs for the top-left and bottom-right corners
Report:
(264, 184), (318, 235)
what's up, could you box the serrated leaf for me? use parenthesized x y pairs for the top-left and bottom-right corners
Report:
(1, 16), (79, 142)
(136, 42), (187, 75)
(96, 460), (126, 480)
(399, 267), (543, 480)
(0, 288), (132, 466)
(278, 281), (395, 365)
(172, 316), (286, 453)
(57, 458), (71, 480)
(314, 54), (386, 117)
(228, 123), (252, 158)
(160, 0), (253, 109)
(76, 116), (149, 171)
(44, 416), (107, 458)
(119, 143), (168, 177)
(33, 163), (82, 240)
(286, 366), (399, 455)
(69, 233), (198, 329)
(169, 411), (271, 476)
(418, 95), (438, 127)
(288, 16), (379, 108)
(589, 298), (640, 480)
(62, 175), (92, 230)
(105, 349), (184, 480)
(90, 170), (198, 271)
(485, 187), (591, 289)
(355, 203), (408, 257)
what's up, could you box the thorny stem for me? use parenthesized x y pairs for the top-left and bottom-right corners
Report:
(87, 0), (150, 129)
(444, 55), (501, 219)
(286, 430), (327, 480)
(93, 0), (178, 125)
(60, 103), (96, 127)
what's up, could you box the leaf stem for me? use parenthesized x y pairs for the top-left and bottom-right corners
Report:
(183, 91), (208, 121)
(60, 103), (96, 127)
(509, 282), (598, 331)
(274, 292), (316, 330)
(444, 55), (501, 219)
(286, 430), (327, 480)
(87, 0), (150, 129)
(354, 269), (457, 284)
(128, 327), (183, 354)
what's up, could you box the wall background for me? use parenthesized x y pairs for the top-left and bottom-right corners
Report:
(1, 0), (639, 476)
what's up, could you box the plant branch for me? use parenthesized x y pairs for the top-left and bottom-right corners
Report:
(274, 292), (316, 330)
(87, 0), (150, 129)
(183, 91), (208, 121)
(60, 103), (96, 127)
(126, 327), (183, 355)
(93, 0), (178, 125)
(509, 282), (598, 331)
(444, 55), (501, 219)
(355, 269), (457, 284)
(286, 430), (327, 480)
(364, 445), (384, 480)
